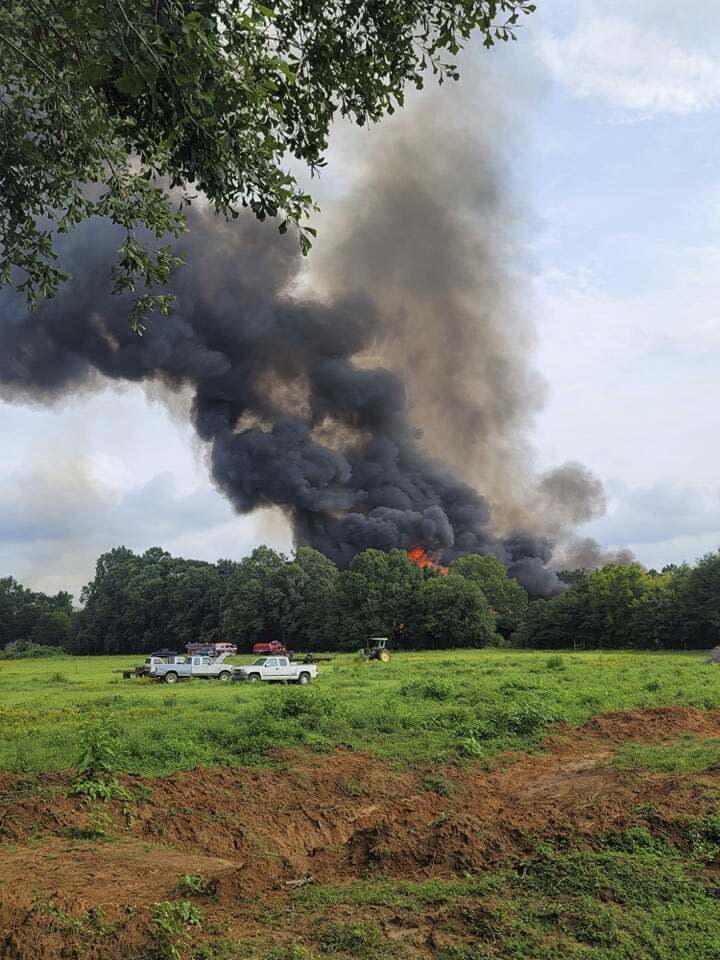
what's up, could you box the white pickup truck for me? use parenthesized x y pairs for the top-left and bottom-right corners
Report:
(233, 656), (317, 685)
(150, 654), (234, 684)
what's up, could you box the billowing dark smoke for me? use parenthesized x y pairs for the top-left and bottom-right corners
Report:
(1, 75), (631, 596)
(307, 89), (631, 578)
(0, 202), (564, 594)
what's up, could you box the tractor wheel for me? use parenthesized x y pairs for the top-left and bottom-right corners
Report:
(378, 650), (391, 663)
(298, 672), (311, 685)
(164, 671), (178, 684)
(218, 670), (231, 682)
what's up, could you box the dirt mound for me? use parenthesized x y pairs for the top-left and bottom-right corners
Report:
(580, 706), (720, 742)
(0, 839), (239, 913)
(1, 706), (719, 958)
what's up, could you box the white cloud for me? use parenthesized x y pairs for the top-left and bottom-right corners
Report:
(531, 238), (720, 514)
(586, 479), (720, 546)
(536, 1), (720, 115)
(0, 389), (293, 598)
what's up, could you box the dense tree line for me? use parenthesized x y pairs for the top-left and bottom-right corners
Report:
(0, 545), (526, 654)
(517, 557), (720, 650)
(2, 547), (720, 654)
(67, 545), (522, 654)
(0, 577), (73, 650)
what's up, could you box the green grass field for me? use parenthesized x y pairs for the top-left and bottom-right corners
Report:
(5, 649), (720, 960)
(2, 648), (719, 776)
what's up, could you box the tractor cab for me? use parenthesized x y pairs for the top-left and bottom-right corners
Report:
(360, 637), (391, 662)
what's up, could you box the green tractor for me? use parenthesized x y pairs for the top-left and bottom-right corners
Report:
(360, 637), (391, 663)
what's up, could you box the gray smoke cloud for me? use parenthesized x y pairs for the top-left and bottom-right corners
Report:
(308, 89), (630, 578)
(0, 83), (625, 596)
(312, 93), (543, 533)
(553, 538), (638, 571)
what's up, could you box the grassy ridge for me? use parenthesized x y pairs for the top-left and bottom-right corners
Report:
(1, 649), (720, 776)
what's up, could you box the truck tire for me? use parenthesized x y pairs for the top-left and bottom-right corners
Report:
(247, 673), (261, 683)
(164, 671), (178, 685)
(218, 670), (231, 682)
(298, 672), (311, 685)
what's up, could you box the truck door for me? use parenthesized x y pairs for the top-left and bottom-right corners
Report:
(276, 656), (292, 678)
(193, 656), (213, 677)
(264, 657), (288, 679)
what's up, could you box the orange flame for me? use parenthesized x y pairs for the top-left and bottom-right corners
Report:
(407, 547), (449, 575)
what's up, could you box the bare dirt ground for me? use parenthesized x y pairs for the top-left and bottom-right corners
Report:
(2, 706), (720, 959)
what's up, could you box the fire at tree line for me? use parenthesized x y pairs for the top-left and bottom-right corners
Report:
(2, 545), (720, 658)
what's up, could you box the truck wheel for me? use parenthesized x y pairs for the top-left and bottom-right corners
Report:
(298, 672), (311, 685)
(164, 672), (178, 685)
(247, 673), (261, 683)
(218, 671), (231, 682)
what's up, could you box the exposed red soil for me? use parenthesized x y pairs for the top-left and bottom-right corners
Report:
(2, 706), (720, 959)
(578, 705), (720, 742)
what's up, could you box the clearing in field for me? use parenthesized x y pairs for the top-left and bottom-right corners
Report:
(2, 650), (720, 959)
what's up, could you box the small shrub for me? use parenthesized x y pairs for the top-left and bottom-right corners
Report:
(545, 655), (566, 671)
(421, 773), (454, 796)
(75, 713), (119, 779)
(502, 702), (561, 737)
(260, 687), (342, 724)
(64, 807), (113, 840)
(48, 671), (69, 684)
(399, 677), (455, 701)
(153, 900), (202, 960)
(457, 736), (486, 758)
(70, 713), (131, 804)
(179, 873), (210, 896)
(683, 815), (720, 860)
(0, 640), (65, 659)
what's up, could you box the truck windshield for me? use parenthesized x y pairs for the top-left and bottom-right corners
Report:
(251, 657), (267, 665)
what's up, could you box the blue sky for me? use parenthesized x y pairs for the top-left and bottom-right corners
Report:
(524, 0), (720, 568)
(2, 0), (720, 596)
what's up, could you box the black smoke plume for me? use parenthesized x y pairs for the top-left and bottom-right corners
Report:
(0, 84), (628, 595)
(0, 202), (566, 594)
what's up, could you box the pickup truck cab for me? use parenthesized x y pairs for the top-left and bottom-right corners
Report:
(150, 654), (234, 684)
(233, 656), (317, 685)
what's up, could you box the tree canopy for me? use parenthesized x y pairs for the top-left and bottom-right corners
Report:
(450, 553), (528, 637)
(6, 545), (720, 655)
(406, 574), (499, 648)
(0, 1), (536, 329)
(0, 576), (73, 649)
(71, 546), (228, 653)
(517, 562), (703, 651)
